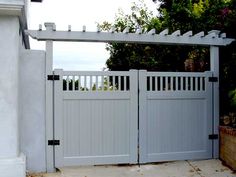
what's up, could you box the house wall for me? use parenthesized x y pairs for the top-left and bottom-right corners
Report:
(19, 49), (46, 172)
(0, 16), (21, 159)
(0, 0), (47, 175)
(0, 15), (26, 177)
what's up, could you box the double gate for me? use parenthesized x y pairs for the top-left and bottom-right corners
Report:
(53, 69), (213, 167)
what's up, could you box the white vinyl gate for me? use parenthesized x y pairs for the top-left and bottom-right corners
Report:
(139, 71), (213, 163)
(54, 69), (138, 167)
(53, 69), (213, 167)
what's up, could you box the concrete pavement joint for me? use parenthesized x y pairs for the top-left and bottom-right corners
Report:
(187, 160), (203, 177)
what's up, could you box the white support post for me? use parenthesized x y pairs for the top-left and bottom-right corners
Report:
(210, 46), (219, 158)
(138, 70), (147, 163)
(129, 70), (139, 163)
(53, 69), (63, 167)
(45, 23), (55, 172)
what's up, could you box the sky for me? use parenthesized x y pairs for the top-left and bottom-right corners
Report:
(29, 0), (158, 71)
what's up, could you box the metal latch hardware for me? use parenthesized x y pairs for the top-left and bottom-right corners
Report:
(209, 77), (218, 82)
(47, 75), (60, 81)
(48, 140), (60, 146)
(209, 134), (218, 140)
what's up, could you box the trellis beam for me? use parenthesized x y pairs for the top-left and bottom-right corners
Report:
(25, 23), (234, 46)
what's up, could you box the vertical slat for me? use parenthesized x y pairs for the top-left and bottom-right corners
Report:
(96, 76), (98, 91)
(165, 77), (168, 91)
(170, 77), (173, 91)
(156, 76), (158, 91)
(90, 76), (92, 91)
(118, 76), (121, 91)
(181, 77), (184, 91)
(175, 77), (179, 91)
(107, 75), (110, 91)
(199, 77), (202, 91)
(186, 77), (189, 90)
(84, 76), (87, 91)
(112, 76), (115, 91)
(78, 76), (81, 91)
(191, 77), (194, 91)
(195, 77), (198, 91)
(150, 76), (153, 91)
(66, 76), (69, 91)
(72, 76), (75, 91)
(124, 76), (127, 91)
(160, 77), (163, 91)
(101, 76), (104, 91)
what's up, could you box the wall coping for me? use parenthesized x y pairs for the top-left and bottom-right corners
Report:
(220, 126), (236, 137)
(0, 0), (30, 48)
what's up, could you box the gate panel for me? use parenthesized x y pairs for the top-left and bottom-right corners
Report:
(54, 69), (214, 167)
(54, 70), (138, 167)
(139, 71), (213, 163)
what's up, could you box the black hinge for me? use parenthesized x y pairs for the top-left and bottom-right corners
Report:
(209, 134), (218, 140)
(48, 140), (60, 146)
(47, 75), (60, 81)
(209, 77), (218, 82)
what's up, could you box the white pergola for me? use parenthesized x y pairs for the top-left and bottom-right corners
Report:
(26, 23), (233, 46)
(26, 22), (234, 172)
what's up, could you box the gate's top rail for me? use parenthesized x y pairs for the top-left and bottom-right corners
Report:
(56, 70), (135, 92)
(62, 71), (131, 76)
(145, 71), (211, 77)
(142, 71), (212, 92)
(55, 70), (212, 93)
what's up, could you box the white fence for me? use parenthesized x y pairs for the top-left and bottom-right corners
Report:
(139, 71), (213, 163)
(53, 69), (214, 167)
(54, 69), (138, 167)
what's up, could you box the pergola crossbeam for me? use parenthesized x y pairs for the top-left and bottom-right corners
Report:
(25, 23), (234, 46)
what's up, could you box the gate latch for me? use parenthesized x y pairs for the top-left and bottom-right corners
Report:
(209, 77), (218, 82)
(209, 134), (218, 140)
(47, 75), (60, 81)
(48, 140), (60, 146)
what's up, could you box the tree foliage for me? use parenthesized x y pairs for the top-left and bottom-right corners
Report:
(99, 0), (236, 114)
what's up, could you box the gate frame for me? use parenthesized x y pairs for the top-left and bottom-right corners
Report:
(25, 23), (234, 172)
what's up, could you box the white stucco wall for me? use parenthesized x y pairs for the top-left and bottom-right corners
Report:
(0, 15), (27, 177)
(20, 50), (46, 172)
(0, 16), (20, 158)
(0, 153), (26, 177)
(0, 0), (34, 176)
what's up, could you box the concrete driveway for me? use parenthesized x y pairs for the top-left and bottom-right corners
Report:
(29, 159), (236, 177)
